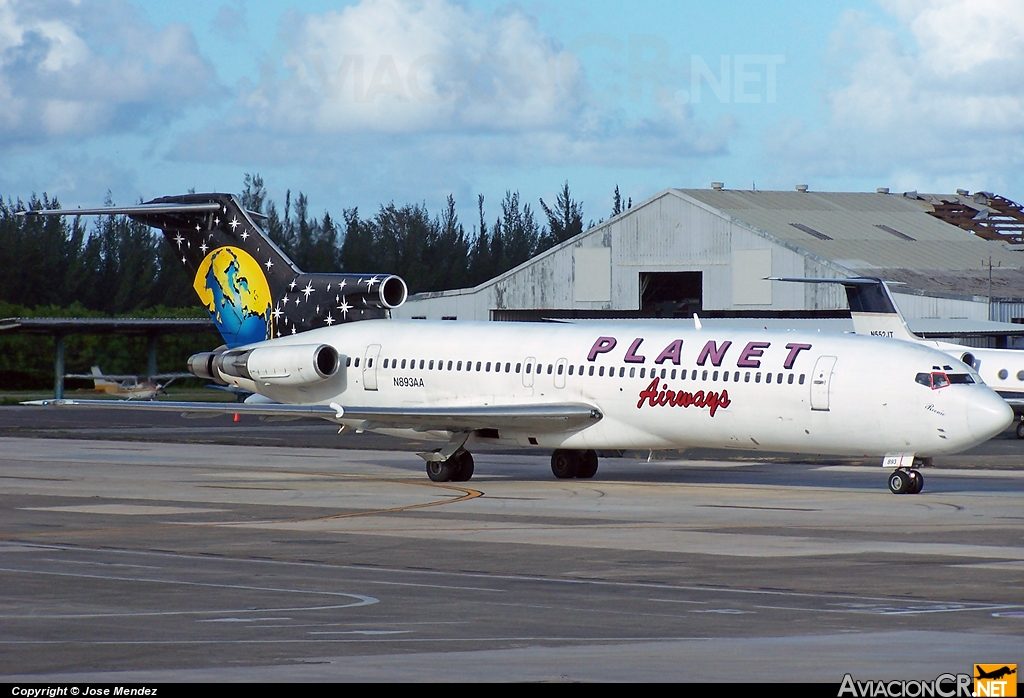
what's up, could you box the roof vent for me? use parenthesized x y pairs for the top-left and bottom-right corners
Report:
(876, 187), (889, 194)
(956, 188), (969, 196)
(711, 182), (724, 191)
(795, 184), (808, 193)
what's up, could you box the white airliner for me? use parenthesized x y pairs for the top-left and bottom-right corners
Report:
(776, 277), (1024, 438)
(35, 318), (1013, 495)
(20, 195), (1014, 495)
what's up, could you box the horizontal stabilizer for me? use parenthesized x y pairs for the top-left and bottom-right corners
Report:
(17, 203), (222, 217)
(770, 276), (902, 315)
(770, 276), (919, 340)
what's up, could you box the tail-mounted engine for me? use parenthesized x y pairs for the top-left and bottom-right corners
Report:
(189, 344), (340, 387)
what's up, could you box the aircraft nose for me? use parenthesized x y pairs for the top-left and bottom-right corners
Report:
(966, 388), (1014, 442)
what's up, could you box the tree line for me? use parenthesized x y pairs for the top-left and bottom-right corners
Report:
(240, 173), (599, 294)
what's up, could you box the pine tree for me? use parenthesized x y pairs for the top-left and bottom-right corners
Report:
(538, 181), (583, 251)
(240, 173), (267, 214)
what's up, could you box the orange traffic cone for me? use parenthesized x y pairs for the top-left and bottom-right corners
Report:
(233, 413), (240, 422)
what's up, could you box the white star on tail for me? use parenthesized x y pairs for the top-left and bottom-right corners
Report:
(199, 242), (208, 254)
(324, 313), (334, 326)
(365, 275), (380, 290)
(229, 217), (239, 231)
(173, 233), (184, 248)
(240, 230), (249, 241)
(337, 297), (351, 317)
(302, 282), (314, 300)
(265, 258), (273, 270)
(289, 279), (297, 291)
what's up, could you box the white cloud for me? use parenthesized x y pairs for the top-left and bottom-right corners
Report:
(0, 0), (218, 147)
(243, 0), (584, 134)
(765, 0), (1024, 192)
(190, 0), (730, 171)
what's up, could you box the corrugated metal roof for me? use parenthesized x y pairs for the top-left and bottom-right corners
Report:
(678, 189), (1024, 295)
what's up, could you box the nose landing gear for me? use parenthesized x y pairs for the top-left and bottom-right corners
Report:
(888, 468), (924, 495)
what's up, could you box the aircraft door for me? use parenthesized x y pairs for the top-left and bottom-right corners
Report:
(554, 358), (568, 389)
(522, 356), (535, 388)
(363, 344), (381, 391)
(810, 355), (837, 411)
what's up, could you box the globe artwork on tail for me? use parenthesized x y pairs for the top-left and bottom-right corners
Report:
(193, 246), (273, 347)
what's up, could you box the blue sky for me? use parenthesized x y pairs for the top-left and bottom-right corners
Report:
(2, 0), (1022, 228)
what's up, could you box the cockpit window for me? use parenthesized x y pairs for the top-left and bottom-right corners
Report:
(916, 371), (973, 389)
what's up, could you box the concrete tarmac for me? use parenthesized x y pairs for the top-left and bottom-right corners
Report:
(0, 406), (1022, 682)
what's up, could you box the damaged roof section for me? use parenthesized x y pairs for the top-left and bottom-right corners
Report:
(916, 191), (1024, 246)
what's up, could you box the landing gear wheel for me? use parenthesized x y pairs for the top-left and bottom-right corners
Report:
(907, 469), (924, 495)
(551, 449), (580, 479)
(888, 469), (910, 495)
(576, 450), (599, 478)
(1017, 420), (1024, 439)
(451, 450), (475, 482)
(426, 458), (456, 483)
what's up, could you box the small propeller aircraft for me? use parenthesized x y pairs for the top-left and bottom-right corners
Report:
(65, 366), (191, 401)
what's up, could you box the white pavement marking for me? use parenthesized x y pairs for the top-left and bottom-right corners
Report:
(23, 504), (225, 515)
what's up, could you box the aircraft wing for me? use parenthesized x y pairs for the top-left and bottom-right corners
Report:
(23, 399), (603, 433)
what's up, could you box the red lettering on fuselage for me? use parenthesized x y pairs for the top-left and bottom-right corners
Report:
(636, 378), (731, 417)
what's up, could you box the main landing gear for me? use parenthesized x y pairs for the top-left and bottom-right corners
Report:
(425, 449), (474, 483)
(1016, 418), (1024, 440)
(888, 468), (924, 495)
(550, 449), (599, 479)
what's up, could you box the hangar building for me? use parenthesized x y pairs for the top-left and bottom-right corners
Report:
(394, 187), (1024, 337)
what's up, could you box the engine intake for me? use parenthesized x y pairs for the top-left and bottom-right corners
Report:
(378, 275), (408, 309)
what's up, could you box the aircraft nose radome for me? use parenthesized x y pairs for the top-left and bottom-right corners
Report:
(967, 389), (1014, 442)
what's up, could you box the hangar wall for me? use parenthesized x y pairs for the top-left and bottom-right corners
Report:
(395, 189), (854, 321)
(393, 188), (1000, 323)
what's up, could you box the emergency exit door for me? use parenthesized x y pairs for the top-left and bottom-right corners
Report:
(810, 356), (836, 411)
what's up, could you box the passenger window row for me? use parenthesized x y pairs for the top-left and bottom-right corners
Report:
(356, 354), (805, 385)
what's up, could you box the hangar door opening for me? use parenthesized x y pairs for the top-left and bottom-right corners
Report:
(640, 272), (703, 317)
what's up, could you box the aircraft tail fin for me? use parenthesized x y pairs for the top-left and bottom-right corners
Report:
(771, 277), (920, 341)
(20, 194), (408, 347)
(89, 366), (116, 389)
